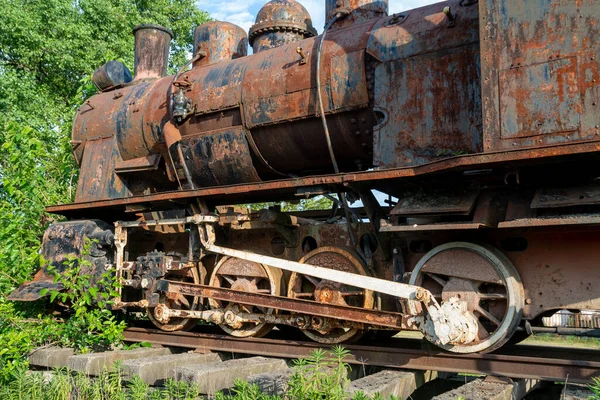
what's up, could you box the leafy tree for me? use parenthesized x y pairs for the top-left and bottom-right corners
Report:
(0, 0), (210, 383)
(0, 0), (210, 290)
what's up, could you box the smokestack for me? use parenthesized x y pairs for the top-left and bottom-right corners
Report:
(132, 24), (173, 80)
(193, 21), (248, 67)
(326, 0), (388, 29)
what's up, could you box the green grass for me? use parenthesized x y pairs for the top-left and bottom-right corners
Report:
(523, 333), (600, 349)
(589, 377), (600, 400)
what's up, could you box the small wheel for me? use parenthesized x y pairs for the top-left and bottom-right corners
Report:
(408, 242), (524, 354)
(288, 247), (374, 344)
(147, 267), (202, 332)
(208, 256), (282, 338)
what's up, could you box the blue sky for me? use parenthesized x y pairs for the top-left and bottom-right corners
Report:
(196, 1), (440, 34)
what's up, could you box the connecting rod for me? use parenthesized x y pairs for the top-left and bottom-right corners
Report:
(193, 219), (478, 346)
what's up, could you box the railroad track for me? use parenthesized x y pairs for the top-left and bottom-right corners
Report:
(124, 326), (600, 384)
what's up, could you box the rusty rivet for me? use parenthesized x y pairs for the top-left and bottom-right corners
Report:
(525, 298), (532, 305)
(365, 130), (371, 135)
(351, 118), (357, 123)
(593, 102), (597, 106)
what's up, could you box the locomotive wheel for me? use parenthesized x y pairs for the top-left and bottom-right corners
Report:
(288, 247), (374, 344)
(208, 256), (282, 338)
(408, 242), (524, 354)
(147, 267), (202, 332)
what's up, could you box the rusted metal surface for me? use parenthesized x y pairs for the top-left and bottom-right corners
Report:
(208, 255), (282, 337)
(51, 140), (600, 215)
(249, 0), (317, 53)
(288, 246), (374, 343)
(74, 137), (131, 202)
(123, 327), (600, 384)
(92, 61), (132, 92)
(369, 1), (481, 168)
(325, 0), (388, 29)
(193, 22), (247, 67)
(68, 0), (599, 205)
(155, 280), (410, 330)
(132, 24), (172, 81)
(480, 0), (600, 151)
(9, 220), (114, 301)
(180, 126), (261, 186)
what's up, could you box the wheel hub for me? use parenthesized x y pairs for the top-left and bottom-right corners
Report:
(442, 278), (481, 312)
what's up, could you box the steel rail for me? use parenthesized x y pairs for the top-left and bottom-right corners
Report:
(123, 327), (600, 384)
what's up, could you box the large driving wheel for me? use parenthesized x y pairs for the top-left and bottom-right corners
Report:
(288, 246), (374, 344)
(148, 267), (202, 332)
(208, 256), (282, 338)
(409, 242), (524, 353)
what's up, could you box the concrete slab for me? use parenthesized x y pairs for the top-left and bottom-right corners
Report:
(68, 348), (171, 375)
(175, 356), (288, 394)
(432, 379), (513, 400)
(247, 369), (295, 396)
(349, 370), (418, 399)
(122, 352), (221, 385)
(29, 347), (74, 368)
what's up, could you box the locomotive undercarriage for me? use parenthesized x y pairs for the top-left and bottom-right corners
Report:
(88, 173), (600, 354)
(11, 159), (600, 355)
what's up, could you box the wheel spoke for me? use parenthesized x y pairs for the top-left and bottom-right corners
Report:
(476, 305), (502, 327)
(294, 292), (315, 298)
(304, 275), (321, 287)
(424, 272), (448, 287)
(340, 291), (365, 297)
(221, 275), (236, 285)
(477, 292), (507, 300)
(175, 294), (191, 308)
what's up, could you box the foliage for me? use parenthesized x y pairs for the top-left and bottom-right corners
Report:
(286, 346), (351, 400)
(0, 365), (207, 399)
(41, 239), (127, 353)
(0, 0), (210, 386)
(0, 348), (403, 399)
(243, 196), (335, 213)
(214, 380), (281, 400)
(589, 376), (600, 400)
(216, 347), (399, 400)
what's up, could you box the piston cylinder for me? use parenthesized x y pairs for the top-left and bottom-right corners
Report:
(132, 24), (173, 80)
(193, 22), (248, 67)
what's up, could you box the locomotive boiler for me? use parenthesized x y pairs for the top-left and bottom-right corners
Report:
(10, 0), (600, 354)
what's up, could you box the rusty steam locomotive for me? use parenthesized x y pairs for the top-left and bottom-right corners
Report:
(10, 0), (600, 354)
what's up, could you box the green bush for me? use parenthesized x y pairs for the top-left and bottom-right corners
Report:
(41, 240), (126, 353)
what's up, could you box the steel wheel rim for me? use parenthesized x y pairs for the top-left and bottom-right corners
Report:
(288, 246), (374, 344)
(208, 256), (282, 338)
(147, 267), (202, 332)
(409, 242), (524, 353)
